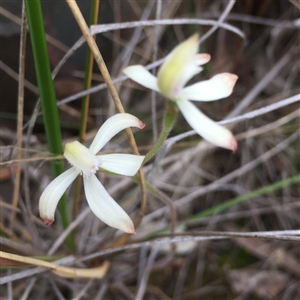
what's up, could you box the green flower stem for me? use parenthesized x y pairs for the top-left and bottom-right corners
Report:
(25, 0), (72, 248)
(143, 100), (178, 164)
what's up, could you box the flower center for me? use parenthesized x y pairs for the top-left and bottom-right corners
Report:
(64, 141), (101, 176)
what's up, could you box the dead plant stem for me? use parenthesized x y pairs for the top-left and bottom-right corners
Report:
(10, 2), (27, 227)
(65, 0), (147, 231)
(73, 0), (100, 226)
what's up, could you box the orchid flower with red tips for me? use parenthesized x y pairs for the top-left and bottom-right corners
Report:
(39, 113), (145, 234)
(123, 33), (238, 151)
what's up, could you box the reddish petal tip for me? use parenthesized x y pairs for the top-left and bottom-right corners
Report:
(126, 225), (136, 235)
(221, 73), (239, 89)
(139, 121), (146, 129)
(44, 219), (54, 226)
(231, 138), (238, 153)
(195, 53), (211, 65)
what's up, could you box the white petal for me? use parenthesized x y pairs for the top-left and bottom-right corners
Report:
(39, 168), (79, 225)
(83, 175), (135, 233)
(123, 65), (160, 92)
(177, 98), (237, 151)
(89, 113), (145, 154)
(180, 73), (238, 101)
(97, 154), (144, 176)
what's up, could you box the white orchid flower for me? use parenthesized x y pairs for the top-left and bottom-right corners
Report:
(39, 113), (145, 234)
(123, 33), (238, 151)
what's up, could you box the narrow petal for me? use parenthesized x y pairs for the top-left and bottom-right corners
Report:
(89, 113), (145, 154)
(96, 154), (144, 176)
(83, 175), (135, 233)
(177, 98), (237, 151)
(123, 65), (160, 92)
(180, 73), (238, 101)
(39, 168), (79, 225)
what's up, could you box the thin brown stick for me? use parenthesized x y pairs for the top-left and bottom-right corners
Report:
(2, 229), (299, 285)
(227, 51), (292, 118)
(73, 0), (100, 224)
(65, 0), (147, 231)
(0, 6), (69, 53)
(0, 155), (64, 167)
(143, 131), (299, 222)
(79, 0), (100, 144)
(10, 2), (27, 227)
(0, 60), (38, 94)
(0, 251), (110, 279)
(78, 231), (300, 263)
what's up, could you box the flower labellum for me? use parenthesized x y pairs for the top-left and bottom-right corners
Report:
(39, 113), (145, 234)
(123, 33), (238, 152)
(157, 33), (200, 98)
(64, 141), (101, 176)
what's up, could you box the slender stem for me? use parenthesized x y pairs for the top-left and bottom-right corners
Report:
(144, 101), (178, 164)
(151, 0), (162, 142)
(79, 0), (100, 143)
(65, 0), (147, 233)
(25, 0), (72, 248)
(146, 181), (177, 236)
(73, 0), (100, 220)
(11, 2), (26, 227)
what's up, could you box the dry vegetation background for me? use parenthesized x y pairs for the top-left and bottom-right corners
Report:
(0, 0), (300, 299)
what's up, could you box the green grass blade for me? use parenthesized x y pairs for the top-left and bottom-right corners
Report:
(184, 174), (300, 223)
(149, 174), (300, 237)
(24, 0), (72, 247)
